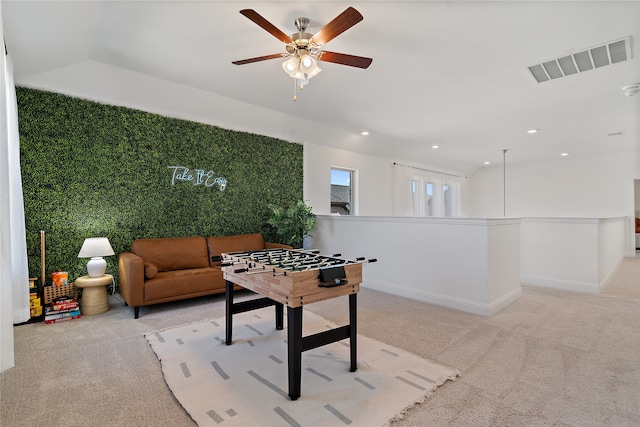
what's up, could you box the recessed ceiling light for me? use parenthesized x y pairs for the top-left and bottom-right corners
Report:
(432, 145), (439, 149)
(527, 129), (539, 134)
(360, 131), (369, 136)
(484, 161), (491, 165)
(560, 152), (569, 157)
(622, 83), (640, 97)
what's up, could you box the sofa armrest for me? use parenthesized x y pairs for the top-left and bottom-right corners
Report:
(118, 252), (145, 308)
(265, 242), (293, 250)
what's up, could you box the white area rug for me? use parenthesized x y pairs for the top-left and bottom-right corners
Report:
(145, 307), (459, 426)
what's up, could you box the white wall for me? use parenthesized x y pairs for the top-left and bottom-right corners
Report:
(305, 143), (639, 224)
(304, 142), (472, 217)
(471, 151), (638, 254)
(304, 143), (394, 216)
(470, 151), (638, 218)
(635, 179), (640, 217)
(521, 217), (626, 293)
(598, 218), (627, 284)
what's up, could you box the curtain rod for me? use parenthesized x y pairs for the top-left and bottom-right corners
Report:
(393, 162), (466, 179)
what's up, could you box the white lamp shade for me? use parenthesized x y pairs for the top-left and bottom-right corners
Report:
(78, 237), (115, 258)
(78, 238), (114, 277)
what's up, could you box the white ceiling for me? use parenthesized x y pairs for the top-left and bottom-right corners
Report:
(3, 0), (639, 175)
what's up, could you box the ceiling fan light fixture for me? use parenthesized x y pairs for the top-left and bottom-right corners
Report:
(305, 65), (321, 79)
(298, 53), (321, 79)
(299, 54), (316, 71)
(282, 56), (299, 76)
(234, 8), (372, 101)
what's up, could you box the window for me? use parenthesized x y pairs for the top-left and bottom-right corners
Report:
(443, 184), (450, 216)
(426, 182), (434, 216)
(409, 176), (460, 217)
(393, 164), (463, 217)
(331, 168), (353, 215)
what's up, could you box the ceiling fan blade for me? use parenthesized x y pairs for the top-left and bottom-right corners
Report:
(311, 7), (363, 46)
(317, 51), (373, 69)
(232, 53), (285, 65)
(239, 9), (292, 44)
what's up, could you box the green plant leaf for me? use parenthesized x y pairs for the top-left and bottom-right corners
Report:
(266, 200), (316, 248)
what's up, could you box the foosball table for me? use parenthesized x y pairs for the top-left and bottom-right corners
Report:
(221, 248), (376, 400)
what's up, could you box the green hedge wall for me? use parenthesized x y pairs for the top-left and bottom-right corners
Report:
(17, 87), (303, 284)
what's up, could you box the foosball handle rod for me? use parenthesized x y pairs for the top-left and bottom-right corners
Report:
(349, 257), (378, 263)
(326, 253), (376, 264)
(234, 266), (269, 275)
(293, 248), (320, 254)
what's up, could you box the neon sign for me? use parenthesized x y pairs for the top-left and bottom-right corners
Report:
(168, 166), (227, 191)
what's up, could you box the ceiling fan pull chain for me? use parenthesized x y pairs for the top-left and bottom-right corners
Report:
(293, 78), (297, 102)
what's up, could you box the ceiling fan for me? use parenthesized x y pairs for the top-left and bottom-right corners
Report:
(232, 7), (373, 100)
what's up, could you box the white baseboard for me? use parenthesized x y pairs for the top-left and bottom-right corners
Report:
(488, 287), (523, 316)
(361, 280), (522, 317)
(521, 274), (599, 293)
(598, 256), (625, 292)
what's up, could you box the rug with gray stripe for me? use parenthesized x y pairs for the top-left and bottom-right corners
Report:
(145, 307), (459, 426)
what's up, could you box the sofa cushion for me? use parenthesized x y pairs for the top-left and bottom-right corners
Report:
(144, 267), (222, 302)
(207, 233), (265, 266)
(144, 263), (158, 279)
(131, 236), (209, 272)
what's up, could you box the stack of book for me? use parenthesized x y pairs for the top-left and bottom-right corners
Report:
(45, 297), (81, 324)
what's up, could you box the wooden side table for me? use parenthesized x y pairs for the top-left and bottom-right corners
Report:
(75, 274), (113, 315)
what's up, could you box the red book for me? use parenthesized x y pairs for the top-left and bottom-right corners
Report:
(51, 301), (79, 311)
(45, 314), (81, 324)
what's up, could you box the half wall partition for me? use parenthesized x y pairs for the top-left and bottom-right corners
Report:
(310, 216), (522, 316)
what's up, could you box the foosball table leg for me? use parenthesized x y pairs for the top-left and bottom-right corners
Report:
(349, 293), (358, 372)
(275, 303), (284, 330)
(225, 280), (234, 345)
(287, 306), (303, 401)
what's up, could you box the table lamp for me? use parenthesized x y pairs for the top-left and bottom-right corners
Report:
(78, 237), (115, 277)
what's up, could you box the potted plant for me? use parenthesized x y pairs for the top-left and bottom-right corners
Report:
(267, 200), (316, 249)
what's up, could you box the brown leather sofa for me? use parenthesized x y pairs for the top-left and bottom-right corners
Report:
(118, 233), (290, 318)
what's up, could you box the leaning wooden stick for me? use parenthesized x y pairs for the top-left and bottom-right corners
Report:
(40, 230), (45, 287)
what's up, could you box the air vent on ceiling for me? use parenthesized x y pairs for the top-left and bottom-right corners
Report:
(527, 36), (632, 83)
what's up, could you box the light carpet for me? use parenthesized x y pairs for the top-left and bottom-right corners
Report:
(145, 306), (459, 427)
